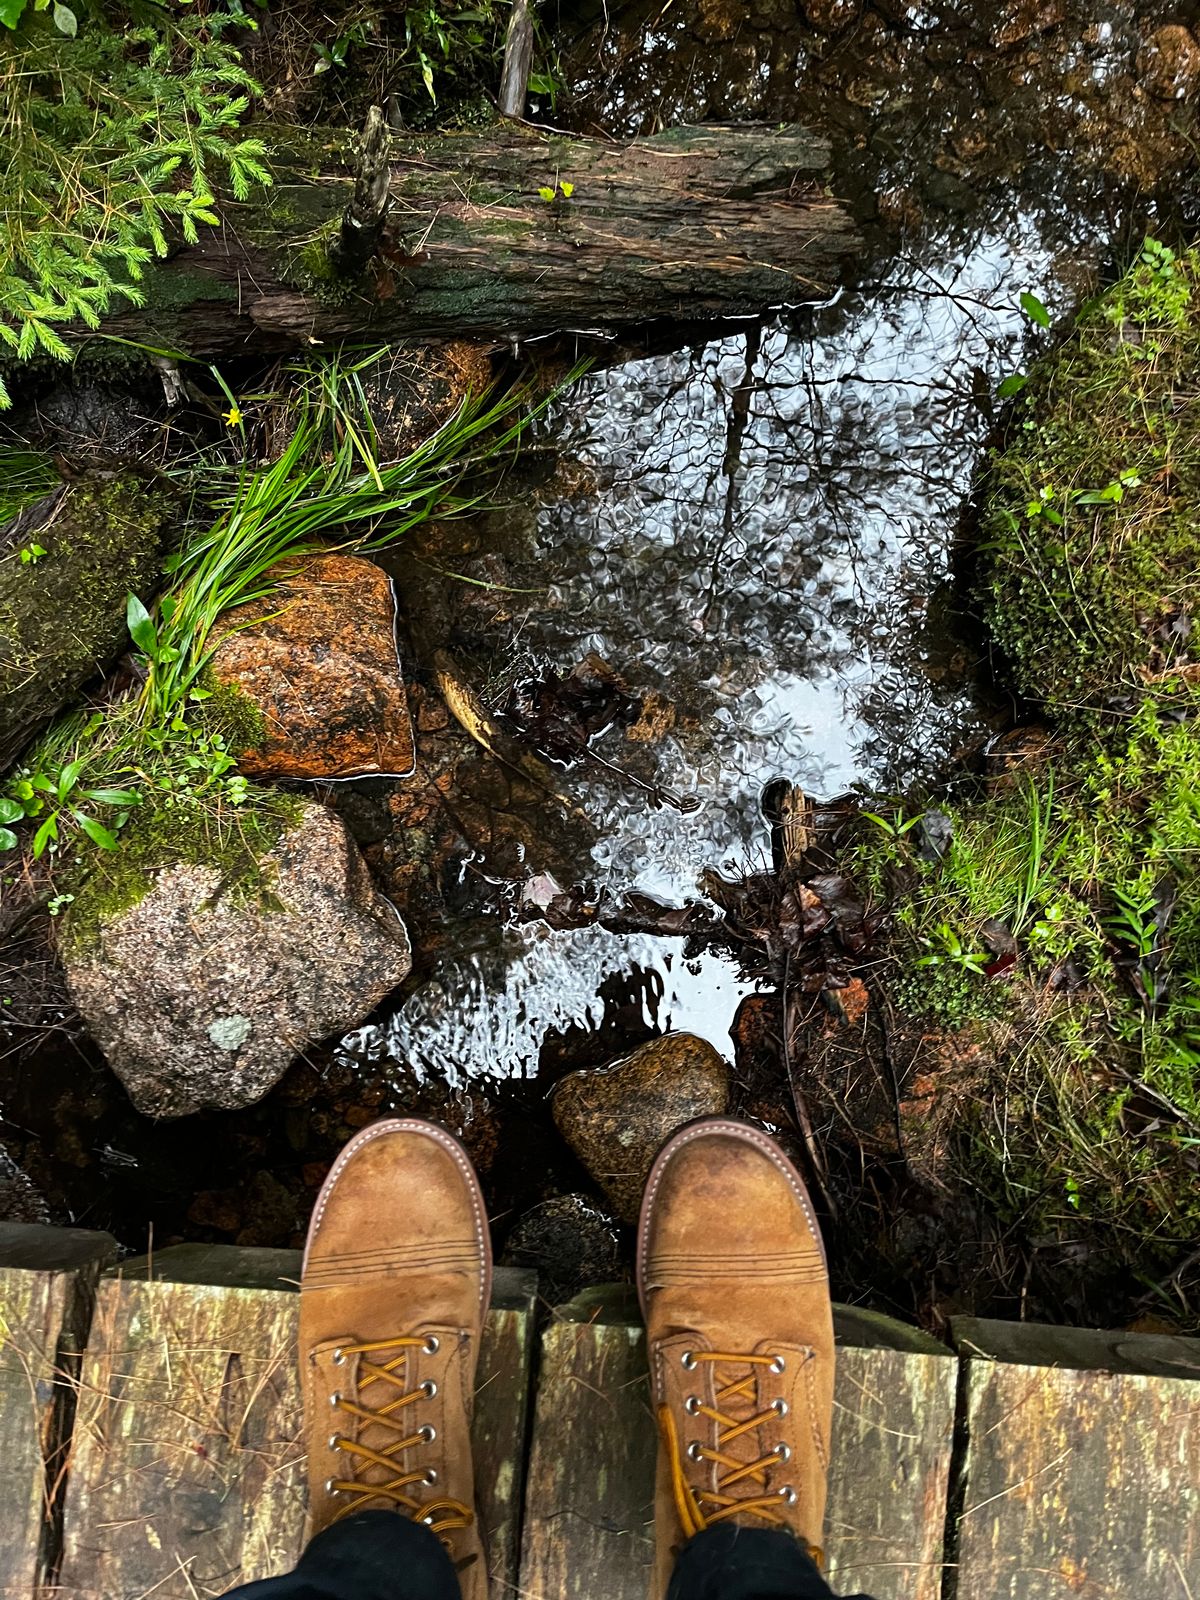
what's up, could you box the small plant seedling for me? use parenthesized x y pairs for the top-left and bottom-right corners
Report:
(538, 178), (575, 206)
(18, 543), (46, 564)
(1019, 289), (1051, 328)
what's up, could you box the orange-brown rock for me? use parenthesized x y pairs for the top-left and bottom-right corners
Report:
(210, 552), (414, 779)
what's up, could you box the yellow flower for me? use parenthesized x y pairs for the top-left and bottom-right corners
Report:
(223, 404), (244, 427)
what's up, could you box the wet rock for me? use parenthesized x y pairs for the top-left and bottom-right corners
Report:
(989, 0), (1064, 50)
(0, 475), (169, 769)
(502, 1193), (623, 1303)
(63, 801), (411, 1117)
(1138, 26), (1200, 100)
(209, 552), (414, 780)
(0, 1147), (51, 1224)
(694, 0), (739, 42)
(798, 0), (859, 33)
(551, 1032), (732, 1222)
(916, 809), (954, 863)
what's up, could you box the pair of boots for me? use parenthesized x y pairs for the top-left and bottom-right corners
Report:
(278, 1115), (837, 1599)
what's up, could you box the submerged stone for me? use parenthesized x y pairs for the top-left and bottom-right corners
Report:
(63, 801), (411, 1117)
(209, 551), (414, 780)
(551, 1032), (731, 1222)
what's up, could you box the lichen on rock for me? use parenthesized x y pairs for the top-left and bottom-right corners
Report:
(62, 799), (412, 1117)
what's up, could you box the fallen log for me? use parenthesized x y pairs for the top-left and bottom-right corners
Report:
(95, 121), (859, 357)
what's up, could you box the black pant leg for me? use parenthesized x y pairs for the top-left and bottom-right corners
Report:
(222, 1511), (463, 1600)
(667, 1525), (876, 1600)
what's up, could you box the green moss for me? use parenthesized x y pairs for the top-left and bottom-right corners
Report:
(59, 788), (303, 958)
(197, 674), (268, 755)
(982, 240), (1200, 713)
(854, 693), (1200, 1276)
(0, 474), (170, 761)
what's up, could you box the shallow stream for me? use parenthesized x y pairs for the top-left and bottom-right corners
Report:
(3, 0), (1197, 1318)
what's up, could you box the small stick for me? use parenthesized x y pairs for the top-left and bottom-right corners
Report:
(498, 0), (534, 119)
(329, 105), (391, 276)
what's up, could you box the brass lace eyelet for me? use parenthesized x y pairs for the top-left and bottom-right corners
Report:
(772, 1398), (789, 1417)
(332, 1348), (346, 1366)
(686, 1441), (704, 1462)
(778, 1485), (797, 1506)
(423, 1335), (440, 1355)
(769, 1354), (786, 1374)
(328, 1432), (341, 1450)
(684, 1395), (700, 1414)
(324, 1477), (339, 1494)
(424, 1468), (439, 1486)
(422, 1379), (438, 1398)
(681, 1350), (697, 1370)
(420, 1423), (437, 1443)
(775, 1442), (792, 1463)
(329, 1391), (342, 1409)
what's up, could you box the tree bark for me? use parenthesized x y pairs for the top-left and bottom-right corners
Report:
(96, 122), (859, 357)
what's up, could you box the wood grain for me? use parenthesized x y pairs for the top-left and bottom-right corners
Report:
(953, 1324), (1200, 1599)
(96, 124), (858, 356)
(57, 1246), (535, 1600)
(519, 1288), (956, 1600)
(0, 1224), (115, 1599)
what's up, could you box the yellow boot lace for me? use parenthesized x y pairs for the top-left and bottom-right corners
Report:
(326, 1335), (472, 1538)
(659, 1348), (823, 1565)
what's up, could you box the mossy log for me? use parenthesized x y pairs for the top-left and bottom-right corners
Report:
(99, 123), (858, 355)
(0, 475), (169, 771)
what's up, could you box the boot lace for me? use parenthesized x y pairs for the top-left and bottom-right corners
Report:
(660, 1348), (822, 1564)
(326, 1335), (472, 1539)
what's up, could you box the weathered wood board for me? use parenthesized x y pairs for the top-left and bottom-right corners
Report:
(519, 1287), (956, 1600)
(827, 1310), (957, 1600)
(57, 1246), (536, 1600)
(519, 1286), (657, 1600)
(951, 1318), (1200, 1599)
(0, 1223), (116, 1599)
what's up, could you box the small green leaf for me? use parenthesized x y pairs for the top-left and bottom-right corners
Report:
(126, 593), (157, 655)
(78, 814), (119, 850)
(996, 373), (1027, 399)
(32, 813), (58, 857)
(559, 180), (574, 199)
(537, 186), (556, 203)
(1019, 291), (1051, 328)
(0, 798), (23, 825)
(56, 759), (84, 801)
(0, 828), (17, 853)
(0, 0), (29, 27)
(52, 2), (76, 34)
(83, 787), (140, 807)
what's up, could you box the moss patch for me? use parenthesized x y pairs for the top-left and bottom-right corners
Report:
(59, 788), (303, 958)
(983, 241), (1200, 714)
(0, 474), (170, 766)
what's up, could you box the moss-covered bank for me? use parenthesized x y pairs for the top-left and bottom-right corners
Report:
(984, 240), (1200, 714)
(857, 243), (1200, 1304)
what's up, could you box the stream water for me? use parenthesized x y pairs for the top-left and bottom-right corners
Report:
(2, 0), (1196, 1317)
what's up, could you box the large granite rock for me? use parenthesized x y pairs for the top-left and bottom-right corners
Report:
(0, 475), (168, 769)
(209, 551), (414, 780)
(63, 801), (411, 1117)
(551, 1032), (732, 1222)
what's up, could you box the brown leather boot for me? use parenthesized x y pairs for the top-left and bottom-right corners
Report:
(637, 1117), (834, 1597)
(300, 1119), (493, 1599)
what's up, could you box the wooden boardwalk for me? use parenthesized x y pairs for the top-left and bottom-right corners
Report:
(0, 1223), (1197, 1600)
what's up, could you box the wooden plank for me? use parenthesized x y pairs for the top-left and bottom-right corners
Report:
(518, 1286), (656, 1600)
(952, 1320), (1200, 1598)
(57, 1246), (535, 1600)
(519, 1288), (956, 1600)
(0, 1224), (116, 1599)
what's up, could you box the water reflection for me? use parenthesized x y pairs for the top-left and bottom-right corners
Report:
(343, 0), (1190, 1084)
